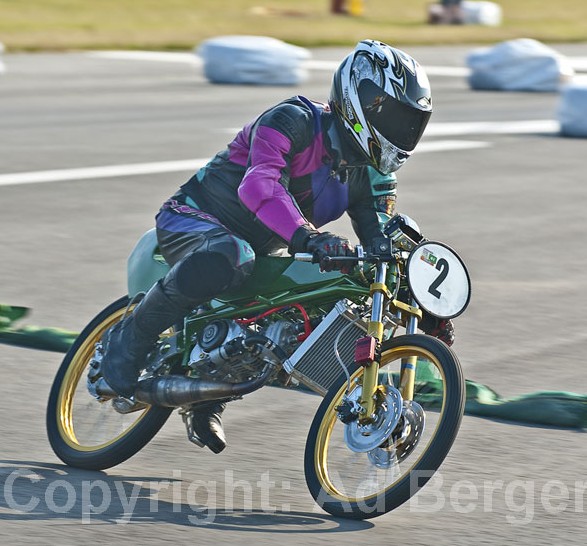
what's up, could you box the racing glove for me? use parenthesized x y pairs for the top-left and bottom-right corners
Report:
(289, 224), (354, 273)
(420, 312), (455, 347)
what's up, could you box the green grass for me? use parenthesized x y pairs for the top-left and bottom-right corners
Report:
(0, 0), (586, 51)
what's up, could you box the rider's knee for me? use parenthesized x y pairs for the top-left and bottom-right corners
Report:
(171, 233), (255, 300)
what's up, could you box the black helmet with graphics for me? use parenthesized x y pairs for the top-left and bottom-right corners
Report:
(330, 40), (432, 174)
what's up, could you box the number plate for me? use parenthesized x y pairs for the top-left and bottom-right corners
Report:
(406, 241), (471, 319)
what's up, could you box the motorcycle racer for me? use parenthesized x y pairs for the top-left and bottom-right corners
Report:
(100, 39), (449, 454)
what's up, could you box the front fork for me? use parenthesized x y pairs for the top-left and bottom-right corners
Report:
(358, 262), (421, 423)
(358, 262), (387, 422)
(399, 302), (420, 404)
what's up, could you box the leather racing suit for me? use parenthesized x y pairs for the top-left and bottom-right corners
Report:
(155, 95), (397, 302)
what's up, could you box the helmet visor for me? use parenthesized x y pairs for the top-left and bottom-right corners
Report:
(360, 80), (432, 152)
(374, 131), (412, 174)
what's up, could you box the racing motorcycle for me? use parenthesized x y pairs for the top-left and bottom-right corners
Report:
(46, 213), (471, 520)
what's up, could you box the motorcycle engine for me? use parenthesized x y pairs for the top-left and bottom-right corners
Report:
(187, 319), (302, 382)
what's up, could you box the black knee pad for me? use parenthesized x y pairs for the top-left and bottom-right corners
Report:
(163, 230), (255, 302)
(174, 252), (234, 299)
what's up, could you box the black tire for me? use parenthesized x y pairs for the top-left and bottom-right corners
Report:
(46, 296), (173, 470)
(304, 334), (465, 519)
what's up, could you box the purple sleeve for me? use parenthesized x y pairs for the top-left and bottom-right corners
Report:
(237, 125), (310, 242)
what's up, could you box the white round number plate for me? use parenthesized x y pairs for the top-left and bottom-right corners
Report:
(406, 241), (471, 319)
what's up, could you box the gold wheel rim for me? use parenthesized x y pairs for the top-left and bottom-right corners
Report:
(56, 305), (152, 452)
(313, 345), (447, 503)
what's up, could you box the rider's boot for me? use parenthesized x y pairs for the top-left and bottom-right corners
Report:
(190, 401), (227, 453)
(100, 279), (192, 399)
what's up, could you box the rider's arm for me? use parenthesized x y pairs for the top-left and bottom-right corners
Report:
(347, 168), (398, 247)
(237, 104), (313, 244)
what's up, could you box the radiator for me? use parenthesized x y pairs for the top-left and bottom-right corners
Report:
(283, 300), (367, 396)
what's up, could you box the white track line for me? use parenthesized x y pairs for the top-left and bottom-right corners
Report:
(0, 140), (489, 187)
(425, 119), (560, 137)
(89, 50), (198, 64)
(87, 50), (587, 74)
(88, 51), (469, 76)
(0, 159), (207, 187)
(418, 139), (490, 152)
(223, 119), (560, 137)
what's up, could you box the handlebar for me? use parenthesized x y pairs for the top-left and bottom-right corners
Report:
(294, 245), (398, 264)
(294, 253), (361, 263)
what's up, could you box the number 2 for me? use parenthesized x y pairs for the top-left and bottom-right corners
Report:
(428, 258), (449, 299)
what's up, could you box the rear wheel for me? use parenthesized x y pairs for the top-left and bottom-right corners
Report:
(46, 296), (173, 470)
(304, 334), (465, 519)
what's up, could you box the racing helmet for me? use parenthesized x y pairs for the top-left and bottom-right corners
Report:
(330, 40), (432, 174)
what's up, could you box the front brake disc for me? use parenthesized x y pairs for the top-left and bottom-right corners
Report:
(367, 400), (425, 468)
(344, 385), (403, 453)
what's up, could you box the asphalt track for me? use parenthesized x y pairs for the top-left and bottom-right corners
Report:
(1, 45), (586, 545)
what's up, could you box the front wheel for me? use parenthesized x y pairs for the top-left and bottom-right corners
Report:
(304, 334), (465, 519)
(46, 296), (173, 470)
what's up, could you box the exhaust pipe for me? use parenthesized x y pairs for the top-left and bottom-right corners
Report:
(133, 363), (273, 407)
(95, 333), (285, 407)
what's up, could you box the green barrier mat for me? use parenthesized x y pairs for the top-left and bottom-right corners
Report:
(463, 381), (587, 429)
(1, 305), (585, 429)
(0, 305), (78, 353)
(408, 362), (587, 429)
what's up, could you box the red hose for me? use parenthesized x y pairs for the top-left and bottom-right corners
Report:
(236, 303), (312, 341)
